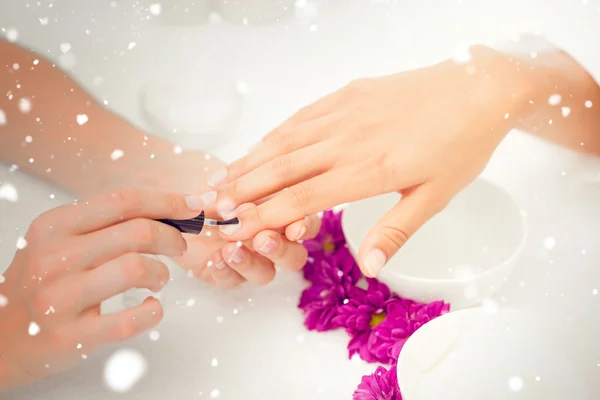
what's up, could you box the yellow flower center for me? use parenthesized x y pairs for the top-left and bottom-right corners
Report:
(323, 236), (336, 253)
(370, 312), (387, 328)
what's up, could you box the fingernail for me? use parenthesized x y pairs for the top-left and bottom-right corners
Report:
(199, 191), (217, 206)
(229, 246), (245, 263)
(216, 198), (237, 219)
(208, 168), (227, 188)
(290, 225), (307, 241)
(220, 221), (241, 236)
(185, 195), (210, 211)
(364, 249), (387, 277)
(214, 252), (226, 270)
(258, 237), (277, 254)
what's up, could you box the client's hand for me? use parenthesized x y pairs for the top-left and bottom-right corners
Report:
(176, 208), (321, 289)
(205, 46), (554, 277)
(0, 189), (200, 390)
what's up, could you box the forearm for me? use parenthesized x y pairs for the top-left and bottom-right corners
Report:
(0, 40), (174, 195)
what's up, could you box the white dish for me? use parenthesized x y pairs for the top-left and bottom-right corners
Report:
(342, 178), (527, 309)
(140, 75), (243, 151)
(396, 307), (591, 399)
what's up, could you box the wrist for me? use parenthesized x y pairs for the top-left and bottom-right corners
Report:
(454, 45), (549, 143)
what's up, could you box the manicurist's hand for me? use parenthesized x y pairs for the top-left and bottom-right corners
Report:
(0, 189), (206, 391)
(207, 46), (563, 277)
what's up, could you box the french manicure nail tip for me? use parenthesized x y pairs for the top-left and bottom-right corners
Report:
(199, 191), (217, 206)
(216, 199), (237, 219)
(364, 249), (387, 277)
(185, 195), (206, 211)
(215, 261), (226, 270)
(220, 223), (241, 235)
(295, 226), (307, 241)
(259, 237), (277, 254)
(230, 247), (245, 263)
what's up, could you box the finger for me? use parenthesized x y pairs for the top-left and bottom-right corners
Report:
(174, 231), (224, 277)
(285, 214), (322, 242)
(79, 297), (163, 347)
(211, 141), (332, 214)
(36, 188), (209, 236)
(37, 253), (169, 319)
(217, 166), (414, 241)
(357, 185), (448, 278)
(253, 230), (308, 272)
(79, 254), (169, 311)
(221, 242), (276, 285)
(72, 218), (187, 269)
(223, 115), (341, 185)
(208, 250), (246, 290)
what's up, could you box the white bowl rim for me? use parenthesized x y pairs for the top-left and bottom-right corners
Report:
(341, 178), (528, 286)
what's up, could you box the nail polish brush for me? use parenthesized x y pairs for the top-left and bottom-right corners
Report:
(157, 211), (239, 235)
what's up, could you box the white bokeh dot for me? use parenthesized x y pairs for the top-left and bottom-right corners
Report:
(508, 376), (524, 391)
(104, 349), (147, 393)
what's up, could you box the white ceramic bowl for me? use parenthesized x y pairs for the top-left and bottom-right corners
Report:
(396, 307), (591, 399)
(342, 178), (526, 309)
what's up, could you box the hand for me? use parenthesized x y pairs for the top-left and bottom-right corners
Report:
(0, 189), (204, 390)
(109, 148), (321, 288)
(176, 204), (321, 289)
(206, 46), (550, 277)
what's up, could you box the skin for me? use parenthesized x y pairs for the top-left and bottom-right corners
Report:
(0, 38), (317, 288)
(206, 45), (600, 277)
(0, 40), (321, 389)
(0, 190), (204, 389)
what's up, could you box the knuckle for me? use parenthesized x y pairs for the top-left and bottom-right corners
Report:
(270, 155), (293, 178)
(31, 289), (53, 317)
(121, 254), (148, 284)
(131, 219), (158, 247)
(380, 224), (410, 250)
(165, 192), (184, 215)
(28, 215), (51, 241)
(113, 317), (138, 341)
(289, 183), (312, 211)
(27, 253), (53, 281)
(108, 188), (144, 214)
(48, 326), (73, 349)
(344, 78), (370, 98)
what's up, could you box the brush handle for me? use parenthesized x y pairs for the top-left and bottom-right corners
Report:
(157, 212), (240, 235)
(157, 211), (206, 235)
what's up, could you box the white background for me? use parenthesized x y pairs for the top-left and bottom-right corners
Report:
(1, 0), (600, 399)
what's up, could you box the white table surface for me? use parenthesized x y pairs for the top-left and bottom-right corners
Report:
(1, 1), (600, 399)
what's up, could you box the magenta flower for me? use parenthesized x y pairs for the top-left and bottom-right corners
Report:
(303, 210), (345, 256)
(298, 252), (361, 331)
(368, 300), (450, 363)
(353, 364), (401, 400)
(331, 279), (399, 363)
(333, 279), (394, 335)
(303, 245), (361, 285)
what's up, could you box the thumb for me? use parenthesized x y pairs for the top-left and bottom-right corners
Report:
(357, 186), (447, 278)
